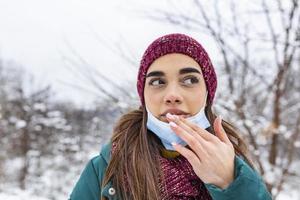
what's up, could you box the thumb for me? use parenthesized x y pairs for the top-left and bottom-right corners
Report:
(213, 115), (230, 144)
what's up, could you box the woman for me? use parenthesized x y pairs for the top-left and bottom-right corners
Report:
(69, 33), (272, 200)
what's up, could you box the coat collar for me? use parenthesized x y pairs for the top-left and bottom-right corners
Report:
(100, 142), (119, 199)
(100, 142), (112, 164)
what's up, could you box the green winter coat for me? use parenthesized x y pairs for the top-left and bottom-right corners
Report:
(69, 142), (272, 200)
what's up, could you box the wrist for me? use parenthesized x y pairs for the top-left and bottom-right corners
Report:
(217, 175), (234, 189)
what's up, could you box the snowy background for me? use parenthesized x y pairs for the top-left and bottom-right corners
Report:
(0, 0), (299, 199)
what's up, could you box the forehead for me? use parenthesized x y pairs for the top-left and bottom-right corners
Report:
(147, 53), (201, 73)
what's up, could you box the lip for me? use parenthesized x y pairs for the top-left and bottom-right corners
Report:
(161, 109), (190, 117)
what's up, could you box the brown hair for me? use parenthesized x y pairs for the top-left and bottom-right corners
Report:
(101, 104), (253, 200)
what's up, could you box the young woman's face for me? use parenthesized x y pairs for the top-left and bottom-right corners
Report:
(144, 53), (207, 123)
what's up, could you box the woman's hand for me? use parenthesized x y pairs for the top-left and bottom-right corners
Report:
(166, 113), (235, 189)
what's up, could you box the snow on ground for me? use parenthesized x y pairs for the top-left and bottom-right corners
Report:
(277, 190), (300, 200)
(0, 189), (50, 200)
(0, 189), (299, 200)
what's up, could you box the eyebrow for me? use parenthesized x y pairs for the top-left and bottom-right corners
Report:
(146, 67), (201, 78)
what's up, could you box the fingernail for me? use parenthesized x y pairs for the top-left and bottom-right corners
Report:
(171, 142), (177, 146)
(219, 115), (222, 121)
(169, 121), (178, 128)
(166, 113), (175, 120)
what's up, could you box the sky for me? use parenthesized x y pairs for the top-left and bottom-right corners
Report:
(0, 0), (215, 108)
(0, 0), (279, 108)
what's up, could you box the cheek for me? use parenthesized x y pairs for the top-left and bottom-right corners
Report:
(144, 90), (161, 106)
(187, 91), (206, 110)
(144, 89), (163, 115)
(144, 87), (152, 103)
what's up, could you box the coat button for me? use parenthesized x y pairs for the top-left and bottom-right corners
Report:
(108, 187), (116, 196)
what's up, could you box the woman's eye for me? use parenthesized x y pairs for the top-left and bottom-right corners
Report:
(149, 79), (165, 86)
(183, 77), (199, 85)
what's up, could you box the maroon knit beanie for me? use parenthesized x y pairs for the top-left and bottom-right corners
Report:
(137, 33), (217, 106)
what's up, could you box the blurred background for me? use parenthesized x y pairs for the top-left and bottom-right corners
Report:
(0, 0), (299, 199)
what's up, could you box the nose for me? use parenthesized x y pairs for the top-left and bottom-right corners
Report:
(163, 85), (183, 105)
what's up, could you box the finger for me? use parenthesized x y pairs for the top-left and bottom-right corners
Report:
(178, 115), (217, 142)
(167, 114), (209, 145)
(169, 121), (208, 159)
(172, 142), (203, 165)
(213, 116), (231, 144)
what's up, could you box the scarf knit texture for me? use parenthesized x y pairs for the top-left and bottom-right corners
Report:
(111, 142), (212, 200)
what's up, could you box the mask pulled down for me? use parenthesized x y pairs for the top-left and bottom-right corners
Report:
(146, 94), (210, 151)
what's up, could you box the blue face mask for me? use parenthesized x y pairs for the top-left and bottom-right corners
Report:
(146, 93), (210, 151)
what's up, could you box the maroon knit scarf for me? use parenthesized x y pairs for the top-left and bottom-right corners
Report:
(111, 142), (212, 199)
(158, 154), (212, 200)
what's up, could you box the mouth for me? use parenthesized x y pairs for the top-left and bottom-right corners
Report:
(160, 114), (191, 122)
(160, 109), (191, 119)
(161, 114), (191, 118)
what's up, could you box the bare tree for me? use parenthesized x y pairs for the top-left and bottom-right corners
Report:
(142, 0), (300, 198)
(0, 63), (70, 189)
(58, 35), (138, 109)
